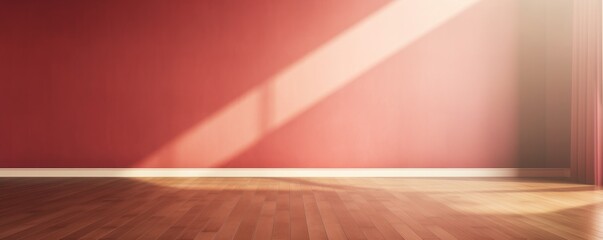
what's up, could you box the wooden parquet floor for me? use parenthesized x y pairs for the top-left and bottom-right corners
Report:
(0, 177), (602, 240)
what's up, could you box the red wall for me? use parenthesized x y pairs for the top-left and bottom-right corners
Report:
(0, 0), (572, 168)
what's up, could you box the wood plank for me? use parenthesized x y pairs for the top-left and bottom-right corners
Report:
(0, 177), (600, 240)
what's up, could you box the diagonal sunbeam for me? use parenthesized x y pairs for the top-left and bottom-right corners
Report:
(135, 0), (481, 168)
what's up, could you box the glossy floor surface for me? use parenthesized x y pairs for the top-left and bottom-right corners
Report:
(0, 177), (602, 240)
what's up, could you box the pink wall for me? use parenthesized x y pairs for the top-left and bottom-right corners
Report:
(0, 0), (573, 168)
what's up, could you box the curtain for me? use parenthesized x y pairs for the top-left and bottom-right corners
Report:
(571, 0), (602, 185)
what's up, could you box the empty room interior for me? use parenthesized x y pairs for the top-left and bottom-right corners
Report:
(1, 0), (603, 239)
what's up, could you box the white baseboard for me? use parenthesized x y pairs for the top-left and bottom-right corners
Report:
(0, 168), (570, 178)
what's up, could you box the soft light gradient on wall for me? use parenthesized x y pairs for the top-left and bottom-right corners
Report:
(0, 0), (574, 168)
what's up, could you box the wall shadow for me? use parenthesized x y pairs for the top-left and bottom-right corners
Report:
(515, 0), (573, 168)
